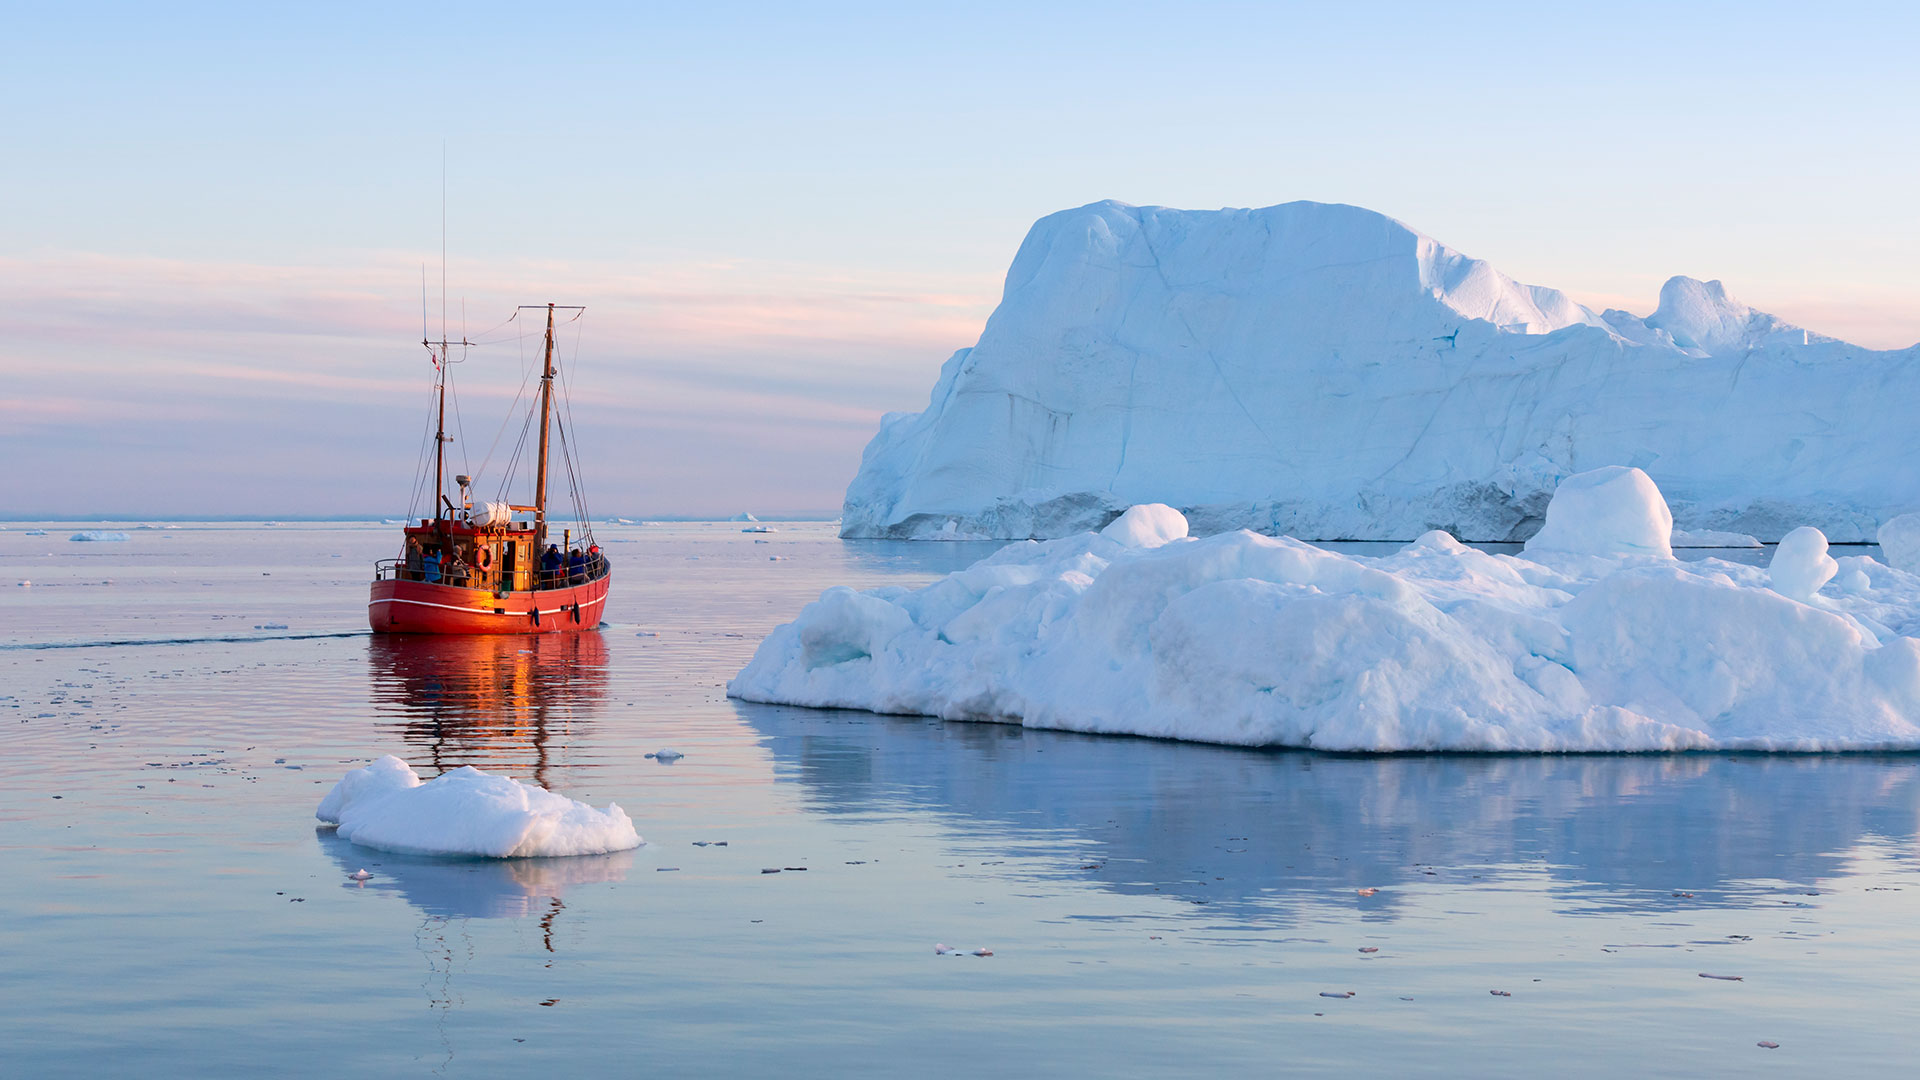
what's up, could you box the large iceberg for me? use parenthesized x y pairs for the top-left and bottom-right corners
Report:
(841, 200), (1920, 542)
(316, 756), (642, 858)
(733, 469), (1920, 752)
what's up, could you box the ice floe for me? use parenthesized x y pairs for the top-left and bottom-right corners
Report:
(315, 756), (641, 857)
(734, 468), (1920, 752)
(69, 531), (130, 542)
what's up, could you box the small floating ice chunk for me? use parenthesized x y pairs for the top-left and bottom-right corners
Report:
(315, 755), (641, 858)
(1489, 990), (1511, 997)
(935, 944), (955, 954)
(1357, 946), (1379, 953)
(1757, 1041), (1779, 1049)
(255, 624), (289, 630)
(1319, 991), (1354, 999)
(69, 531), (130, 542)
(970, 948), (993, 957)
(1355, 888), (1378, 897)
(348, 869), (372, 881)
(646, 749), (684, 762)
(1698, 973), (1744, 981)
(1768, 526), (1838, 601)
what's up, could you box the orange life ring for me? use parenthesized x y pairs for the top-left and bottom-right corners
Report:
(478, 548), (493, 570)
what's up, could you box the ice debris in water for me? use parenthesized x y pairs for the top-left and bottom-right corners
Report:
(315, 755), (641, 858)
(646, 749), (685, 762)
(69, 531), (130, 542)
(347, 869), (372, 881)
(729, 466), (1920, 752)
(1670, 528), (1761, 549)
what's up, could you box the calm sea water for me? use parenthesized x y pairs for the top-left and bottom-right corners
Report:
(3, 522), (1916, 1077)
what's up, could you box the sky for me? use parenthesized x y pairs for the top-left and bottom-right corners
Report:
(4, 1), (1917, 518)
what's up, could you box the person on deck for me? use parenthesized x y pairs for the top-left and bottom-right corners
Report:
(540, 544), (562, 589)
(587, 543), (602, 578)
(566, 547), (586, 585)
(422, 549), (442, 585)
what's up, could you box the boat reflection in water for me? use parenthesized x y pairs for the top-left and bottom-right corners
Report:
(741, 702), (1920, 923)
(366, 631), (609, 788)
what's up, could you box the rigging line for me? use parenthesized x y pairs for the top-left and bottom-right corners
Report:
(458, 301), (472, 480)
(554, 316), (594, 536)
(473, 363), (538, 485)
(556, 413), (592, 537)
(491, 383), (540, 500)
(555, 415), (585, 534)
(447, 363), (471, 486)
(495, 402), (539, 503)
(553, 314), (588, 504)
(406, 371), (439, 520)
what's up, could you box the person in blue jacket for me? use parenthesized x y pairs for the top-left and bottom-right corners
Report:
(566, 547), (586, 585)
(422, 549), (442, 584)
(540, 544), (562, 589)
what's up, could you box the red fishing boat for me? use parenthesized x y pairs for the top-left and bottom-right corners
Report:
(369, 303), (611, 634)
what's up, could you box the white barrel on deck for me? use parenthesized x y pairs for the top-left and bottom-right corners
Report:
(470, 501), (514, 527)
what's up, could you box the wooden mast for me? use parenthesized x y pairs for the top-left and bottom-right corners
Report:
(432, 341), (448, 522)
(533, 303), (557, 546)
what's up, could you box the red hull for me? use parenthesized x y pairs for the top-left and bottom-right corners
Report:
(369, 574), (611, 634)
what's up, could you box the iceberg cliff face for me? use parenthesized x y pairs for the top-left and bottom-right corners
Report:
(841, 200), (1919, 542)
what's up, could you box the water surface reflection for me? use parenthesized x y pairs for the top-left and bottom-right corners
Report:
(367, 632), (610, 784)
(744, 703), (1920, 920)
(316, 830), (633, 920)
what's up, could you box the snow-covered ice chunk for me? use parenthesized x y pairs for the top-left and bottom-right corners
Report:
(1769, 526), (1838, 601)
(1100, 504), (1189, 549)
(1879, 513), (1920, 573)
(315, 756), (641, 858)
(731, 476), (1920, 753)
(1524, 467), (1672, 559)
(69, 531), (130, 542)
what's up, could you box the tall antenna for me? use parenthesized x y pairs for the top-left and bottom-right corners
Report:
(441, 142), (448, 346)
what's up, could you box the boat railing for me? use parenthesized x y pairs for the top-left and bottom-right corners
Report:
(375, 555), (611, 591)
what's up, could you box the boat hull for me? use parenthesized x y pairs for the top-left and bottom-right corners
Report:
(368, 574), (611, 635)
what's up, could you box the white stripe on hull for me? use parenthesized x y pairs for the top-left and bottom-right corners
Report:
(369, 593), (607, 616)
